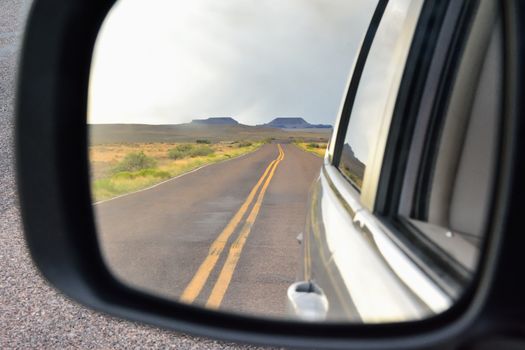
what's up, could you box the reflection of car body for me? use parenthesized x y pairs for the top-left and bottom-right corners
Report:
(289, 0), (501, 323)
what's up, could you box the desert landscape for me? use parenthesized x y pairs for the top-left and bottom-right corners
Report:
(89, 117), (330, 202)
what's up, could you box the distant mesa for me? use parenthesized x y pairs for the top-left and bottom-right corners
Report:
(262, 117), (332, 129)
(340, 143), (365, 178)
(189, 116), (331, 129)
(342, 143), (359, 162)
(191, 117), (239, 125)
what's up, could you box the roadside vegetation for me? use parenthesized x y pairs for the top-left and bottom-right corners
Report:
(167, 144), (214, 159)
(90, 141), (262, 202)
(339, 165), (364, 188)
(293, 141), (328, 158)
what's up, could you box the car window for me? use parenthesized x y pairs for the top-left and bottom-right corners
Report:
(337, 0), (423, 193)
(374, 0), (501, 298)
(402, 3), (501, 278)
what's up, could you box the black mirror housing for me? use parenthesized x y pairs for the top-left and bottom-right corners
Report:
(15, 0), (525, 348)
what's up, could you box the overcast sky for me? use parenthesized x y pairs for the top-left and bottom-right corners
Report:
(88, 0), (377, 126)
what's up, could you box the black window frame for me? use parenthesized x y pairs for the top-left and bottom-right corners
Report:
(331, 0), (388, 175)
(411, 0), (481, 221)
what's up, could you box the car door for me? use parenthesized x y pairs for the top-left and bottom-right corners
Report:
(290, 0), (502, 323)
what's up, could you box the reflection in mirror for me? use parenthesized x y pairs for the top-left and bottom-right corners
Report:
(88, 0), (499, 323)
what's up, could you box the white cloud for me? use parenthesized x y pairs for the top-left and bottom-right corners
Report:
(88, 0), (377, 125)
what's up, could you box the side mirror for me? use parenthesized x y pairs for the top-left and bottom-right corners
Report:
(15, 0), (525, 348)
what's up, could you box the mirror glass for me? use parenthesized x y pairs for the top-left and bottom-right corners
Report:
(89, 0), (498, 323)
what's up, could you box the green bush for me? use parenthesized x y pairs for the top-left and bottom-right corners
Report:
(237, 141), (253, 148)
(175, 144), (194, 152)
(168, 144), (214, 159)
(307, 143), (319, 149)
(113, 151), (157, 172)
(168, 149), (186, 159)
(196, 139), (211, 144)
(168, 144), (193, 159)
(190, 145), (214, 157)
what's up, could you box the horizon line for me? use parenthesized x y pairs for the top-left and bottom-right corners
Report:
(87, 119), (333, 127)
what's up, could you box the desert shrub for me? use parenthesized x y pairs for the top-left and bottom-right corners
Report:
(168, 144), (193, 159)
(113, 151), (157, 172)
(263, 137), (275, 144)
(175, 144), (194, 152)
(168, 144), (214, 159)
(237, 141), (253, 148)
(189, 145), (214, 157)
(168, 149), (185, 159)
(307, 143), (319, 149)
(196, 139), (211, 144)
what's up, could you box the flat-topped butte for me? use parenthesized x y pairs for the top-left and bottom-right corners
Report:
(191, 117), (239, 125)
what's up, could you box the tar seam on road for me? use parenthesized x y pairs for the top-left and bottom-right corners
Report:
(206, 144), (285, 308)
(179, 144), (284, 304)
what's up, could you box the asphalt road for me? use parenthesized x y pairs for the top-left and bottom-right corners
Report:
(95, 144), (322, 318)
(0, 1), (294, 348)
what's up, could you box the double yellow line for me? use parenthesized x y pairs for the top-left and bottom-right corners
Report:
(180, 144), (285, 308)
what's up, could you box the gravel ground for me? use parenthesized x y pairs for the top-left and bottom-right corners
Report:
(0, 1), (280, 349)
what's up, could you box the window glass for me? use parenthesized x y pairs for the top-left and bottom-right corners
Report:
(404, 9), (502, 274)
(338, 0), (423, 190)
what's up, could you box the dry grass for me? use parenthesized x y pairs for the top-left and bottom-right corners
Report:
(90, 142), (256, 178)
(294, 142), (327, 158)
(90, 141), (262, 202)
